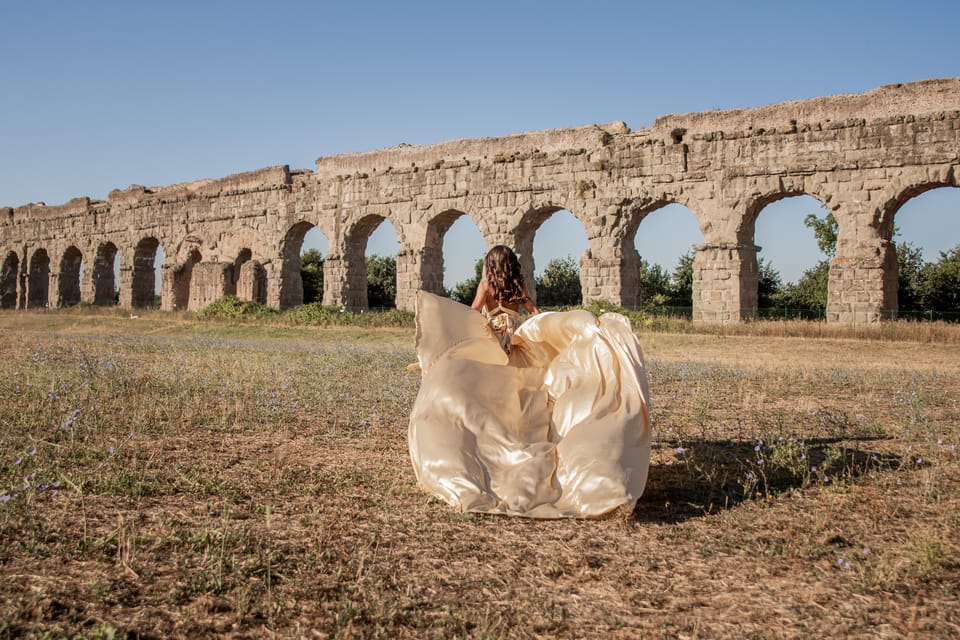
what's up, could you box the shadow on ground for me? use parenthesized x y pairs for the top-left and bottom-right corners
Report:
(633, 436), (906, 524)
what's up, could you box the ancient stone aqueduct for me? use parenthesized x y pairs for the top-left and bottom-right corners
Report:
(2, 78), (958, 323)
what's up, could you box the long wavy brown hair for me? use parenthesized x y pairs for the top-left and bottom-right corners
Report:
(484, 245), (528, 305)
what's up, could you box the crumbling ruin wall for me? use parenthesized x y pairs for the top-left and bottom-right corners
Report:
(2, 78), (958, 323)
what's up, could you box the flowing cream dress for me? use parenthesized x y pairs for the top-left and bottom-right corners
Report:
(408, 292), (651, 518)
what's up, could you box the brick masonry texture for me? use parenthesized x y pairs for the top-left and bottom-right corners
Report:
(2, 78), (958, 324)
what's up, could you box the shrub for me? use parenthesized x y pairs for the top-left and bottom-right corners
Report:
(196, 296), (279, 321)
(583, 299), (652, 330)
(280, 302), (414, 327)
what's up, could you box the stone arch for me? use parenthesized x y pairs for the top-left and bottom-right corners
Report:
(229, 247), (251, 294)
(279, 221), (330, 309)
(736, 191), (832, 315)
(132, 237), (162, 309)
(0, 81), (952, 326)
(58, 246), (84, 307)
(421, 209), (488, 296)
(571, 193), (707, 310)
(876, 170), (960, 241)
(27, 248), (50, 309)
(819, 176), (958, 323)
(752, 194), (833, 312)
(219, 226), (272, 306)
(630, 201), (705, 309)
(511, 204), (590, 305)
(169, 237), (204, 311)
(92, 241), (119, 305)
(881, 182), (960, 316)
(231, 248), (267, 304)
(1, 251), (20, 309)
(625, 193), (712, 241)
(342, 213), (402, 309)
(740, 190), (831, 246)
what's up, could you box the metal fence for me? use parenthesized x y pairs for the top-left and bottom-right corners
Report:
(369, 303), (960, 323)
(639, 306), (960, 323)
(880, 309), (960, 322)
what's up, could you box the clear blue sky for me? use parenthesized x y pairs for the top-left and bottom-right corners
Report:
(2, 1), (957, 288)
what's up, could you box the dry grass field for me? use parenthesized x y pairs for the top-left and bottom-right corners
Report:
(0, 310), (958, 639)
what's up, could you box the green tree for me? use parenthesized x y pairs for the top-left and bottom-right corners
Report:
(450, 259), (483, 304)
(770, 210), (838, 310)
(637, 259), (672, 307)
(536, 256), (582, 307)
(917, 245), (960, 313)
(667, 252), (694, 307)
(300, 249), (324, 304)
(896, 241), (925, 312)
(791, 213), (940, 314)
(804, 211), (838, 257)
(757, 258), (782, 308)
(366, 254), (396, 308)
(772, 260), (830, 310)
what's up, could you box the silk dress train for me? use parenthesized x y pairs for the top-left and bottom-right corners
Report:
(408, 292), (651, 518)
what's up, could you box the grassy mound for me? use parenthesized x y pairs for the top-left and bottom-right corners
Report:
(196, 297), (415, 327)
(194, 295), (279, 321)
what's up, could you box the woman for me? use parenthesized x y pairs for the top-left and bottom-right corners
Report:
(470, 245), (539, 354)
(408, 247), (651, 518)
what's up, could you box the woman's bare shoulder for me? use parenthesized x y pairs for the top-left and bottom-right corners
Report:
(470, 277), (490, 310)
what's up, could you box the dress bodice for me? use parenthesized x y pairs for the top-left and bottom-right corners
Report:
(482, 304), (522, 353)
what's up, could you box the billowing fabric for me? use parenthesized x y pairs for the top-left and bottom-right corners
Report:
(408, 292), (651, 519)
(482, 304), (522, 354)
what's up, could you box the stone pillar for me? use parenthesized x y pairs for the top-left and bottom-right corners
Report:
(826, 237), (893, 324)
(344, 256), (368, 310)
(164, 254), (203, 312)
(692, 243), (759, 324)
(117, 265), (134, 309)
(161, 265), (176, 311)
(80, 259), (94, 305)
(237, 260), (267, 304)
(17, 258), (27, 310)
(395, 246), (420, 312)
(580, 201), (643, 309)
(263, 260), (283, 309)
(325, 252), (367, 310)
(581, 244), (639, 309)
(188, 262), (232, 311)
(276, 249), (303, 310)
(419, 244), (444, 296)
(15, 275), (25, 309)
(0, 256), (17, 310)
(321, 254), (345, 308)
(50, 271), (63, 308)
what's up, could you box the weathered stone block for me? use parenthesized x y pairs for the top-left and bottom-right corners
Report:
(3, 79), (959, 322)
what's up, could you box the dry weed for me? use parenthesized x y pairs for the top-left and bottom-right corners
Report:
(0, 310), (957, 638)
